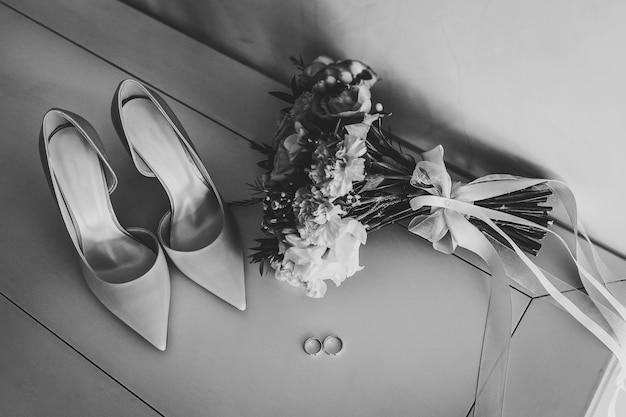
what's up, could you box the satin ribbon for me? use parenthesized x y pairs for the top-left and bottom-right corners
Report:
(408, 146), (626, 416)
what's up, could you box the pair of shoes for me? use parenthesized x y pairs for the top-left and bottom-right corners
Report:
(39, 79), (246, 351)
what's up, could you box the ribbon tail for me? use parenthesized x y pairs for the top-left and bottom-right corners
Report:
(411, 192), (626, 416)
(548, 180), (620, 282)
(477, 214), (626, 366)
(489, 235), (626, 344)
(445, 211), (512, 417)
(453, 178), (547, 202)
(446, 193), (626, 342)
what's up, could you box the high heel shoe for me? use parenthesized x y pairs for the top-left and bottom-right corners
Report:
(39, 109), (171, 350)
(111, 79), (246, 310)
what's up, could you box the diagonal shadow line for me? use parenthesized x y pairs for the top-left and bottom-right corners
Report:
(0, 292), (166, 417)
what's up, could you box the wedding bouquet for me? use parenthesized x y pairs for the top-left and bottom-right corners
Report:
(242, 56), (552, 298)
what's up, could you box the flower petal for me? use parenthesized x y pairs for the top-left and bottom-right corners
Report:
(344, 122), (371, 140)
(305, 278), (328, 298)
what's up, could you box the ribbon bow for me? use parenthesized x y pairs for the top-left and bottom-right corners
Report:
(407, 145), (461, 254)
(407, 145), (626, 417)
(408, 145), (546, 254)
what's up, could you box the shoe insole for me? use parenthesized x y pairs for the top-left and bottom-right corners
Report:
(49, 127), (155, 284)
(122, 98), (222, 251)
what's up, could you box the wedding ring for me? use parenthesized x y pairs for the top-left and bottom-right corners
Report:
(303, 337), (322, 356)
(322, 335), (343, 356)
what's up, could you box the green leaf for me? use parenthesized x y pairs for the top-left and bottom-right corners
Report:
(269, 91), (296, 104)
(249, 140), (274, 155)
(228, 197), (263, 207)
(289, 55), (306, 70)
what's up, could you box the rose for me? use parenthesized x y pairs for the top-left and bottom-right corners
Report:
(310, 84), (373, 120)
(312, 59), (378, 89)
(298, 58), (378, 93)
(294, 58), (379, 124)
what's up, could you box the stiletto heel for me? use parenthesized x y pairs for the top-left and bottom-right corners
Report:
(40, 109), (171, 350)
(111, 80), (246, 311)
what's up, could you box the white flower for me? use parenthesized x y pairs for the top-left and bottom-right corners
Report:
(304, 277), (328, 298)
(344, 113), (380, 139)
(324, 134), (367, 197)
(273, 254), (303, 289)
(322, 218), (367, 285)
(294, 187), (345, 247)
(273, 218), (367, 298)
(276, 237), (328, 297)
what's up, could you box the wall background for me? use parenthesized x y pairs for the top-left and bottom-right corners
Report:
(121, 0), (626, 256)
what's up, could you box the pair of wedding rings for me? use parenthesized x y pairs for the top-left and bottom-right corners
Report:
(303, 335), (343, 356)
